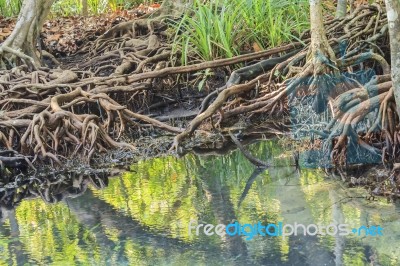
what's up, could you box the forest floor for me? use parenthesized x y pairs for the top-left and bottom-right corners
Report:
(1, 4), (290, 167)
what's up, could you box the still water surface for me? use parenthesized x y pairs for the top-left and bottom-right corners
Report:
(1, 141), (400, 265)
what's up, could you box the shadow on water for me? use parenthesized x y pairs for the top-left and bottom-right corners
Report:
(1, 140), (400, 265)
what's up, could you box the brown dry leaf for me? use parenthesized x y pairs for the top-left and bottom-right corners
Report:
(353, 0), (370, 6)
(46, 34), (62, 42)
(1, 4), (155, 52)
(0, 28), (11, 42)
(1, 28), (10, 33)
(252, 42), (262, 52)
(323, 0), (336, 12)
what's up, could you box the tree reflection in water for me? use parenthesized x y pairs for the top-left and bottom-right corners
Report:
(0, 141), (399, 265)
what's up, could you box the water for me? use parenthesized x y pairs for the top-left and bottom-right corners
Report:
(1, 141), (400, 265)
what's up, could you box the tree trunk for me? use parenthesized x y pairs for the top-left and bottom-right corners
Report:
(309, 0), (338, 114)
(385, 0), (400, 117)
(0, 0), (54, 68)
(309, 0), (336, 60)
(336, 0), (347, 18)
(82, 0), (88, 16)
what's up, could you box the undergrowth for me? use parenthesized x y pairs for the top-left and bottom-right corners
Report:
(171, 0), (310, 65)
(0, 0), (23, 17)
(0, 0), (154, 17)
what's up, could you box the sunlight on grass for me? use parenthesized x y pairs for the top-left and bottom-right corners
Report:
(171, 0), (310, 64)
(0, 0), (154, 17)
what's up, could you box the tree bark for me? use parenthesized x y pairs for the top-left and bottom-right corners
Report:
(336, 0), (347, 18)
(385, 0), (400, 117)
(308, 0), (339, 114)
(309, 0), (336, 60)
(82, 0), (88, 16)
(0, 0), (54, 67)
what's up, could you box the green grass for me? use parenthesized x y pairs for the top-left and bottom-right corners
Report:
(171, 0), (310, 65)
(241, 0), (309, 49)
(0, 0), (23, 17)
(51, 0), (155, 16)
(0, 0), (154, 17)
(171, 0), (241, 64)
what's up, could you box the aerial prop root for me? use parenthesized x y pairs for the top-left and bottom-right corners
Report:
(3, 88), (135, 164)
(0, 45), (37, 70)
(320, 75), (395, 163)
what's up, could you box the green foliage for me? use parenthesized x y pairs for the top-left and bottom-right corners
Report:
(51, 0), (82, 16)
(0, 200), (105, 265)
(172, 0), (242, 63)
(0, 0), (23, 17)
(241, 0), (310, 49)
(0, 0), (154, 17)
(51, 0), (154, 16)
(172, 0), (310, 64)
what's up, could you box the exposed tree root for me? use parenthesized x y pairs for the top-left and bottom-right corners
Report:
(0, 3), (397, 170)
(3, 19), (296, 166)
(228, 131), (269, 167)
(0, 0), (53, 70)
(325, 75), (397, 164)
(0, 168), (111, 217)
(0, 46), (37, 70)
(171, 4), (391, 157)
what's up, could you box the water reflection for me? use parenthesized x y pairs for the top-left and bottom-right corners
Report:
(1, 141), (400, 265)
